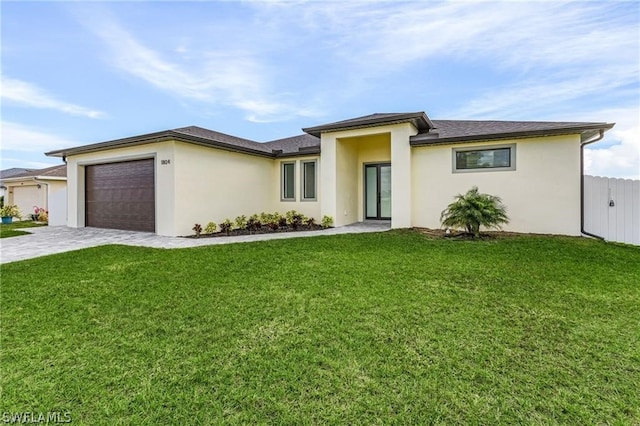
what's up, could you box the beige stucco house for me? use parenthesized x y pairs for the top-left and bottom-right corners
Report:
(45, 112), (613, 237)
(0, 165), (67, 226)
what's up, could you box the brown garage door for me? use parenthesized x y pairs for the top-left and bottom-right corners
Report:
(86, 159), (155, 232)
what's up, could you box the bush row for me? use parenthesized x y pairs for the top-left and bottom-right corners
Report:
(192, 210), (334, 237)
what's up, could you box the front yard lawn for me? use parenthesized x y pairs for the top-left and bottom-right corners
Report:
(0, 220), (46, 238)
(1, 231), (639, 424)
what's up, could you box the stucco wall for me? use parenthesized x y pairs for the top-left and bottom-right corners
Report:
(411, 134), (582, 235)
(47, 180), (67, 226)
(273, 156), (321, 220)
(173, 142), (274, 235)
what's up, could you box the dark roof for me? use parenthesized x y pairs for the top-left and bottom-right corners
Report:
(412, 120), (614, 145)
(172, 126), (272, 154)
(46, 126), (319, 158)
(263, 134), (320, 156)
(1, 164), (67, 180)
(302, 112), (433, 137)
(45, 112), (614, 159)
(0, 168), (35, 179)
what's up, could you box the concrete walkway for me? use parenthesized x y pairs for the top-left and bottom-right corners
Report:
(0, 222), (391, 264)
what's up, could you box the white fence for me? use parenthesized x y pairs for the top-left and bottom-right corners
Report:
(584, 175), (640, 245)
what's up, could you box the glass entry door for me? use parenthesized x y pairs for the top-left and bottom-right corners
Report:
(365, 164), (391, 220)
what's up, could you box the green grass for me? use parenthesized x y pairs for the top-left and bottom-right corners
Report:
(0, 221), (46, 238)
(2, 231), (639, 424)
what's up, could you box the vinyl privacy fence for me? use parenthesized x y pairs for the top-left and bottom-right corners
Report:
(584, 175), (640, 245)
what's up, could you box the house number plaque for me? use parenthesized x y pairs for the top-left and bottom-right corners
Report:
(161, 159), (171, 165)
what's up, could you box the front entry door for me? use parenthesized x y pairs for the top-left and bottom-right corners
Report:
(365, 164), (391, 220)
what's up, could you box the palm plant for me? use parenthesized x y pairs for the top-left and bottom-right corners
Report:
(440, 186), (509, 238)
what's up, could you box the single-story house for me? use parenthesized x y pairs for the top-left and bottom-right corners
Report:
(45, 112), (613, 237)
(0, 164), (67, 226)
(0, 168), (35, 200)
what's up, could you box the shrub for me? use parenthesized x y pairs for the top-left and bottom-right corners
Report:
(259, 212), (273, 223)
(204, 222), (217, 234)
(440, 186), (509, 238)
(234, 215), (248, 230)
(306, 217), (316, 227)
(321, 215), (334, 228)
(246, 214), (262, 234)
(285, 210), (297, 225)
(267, 213), (280, 231)
(220, 219), (233, 235)
(192, 224), (203, 237)
(285, 210), (304, 229)
(0, 204), (21, 218)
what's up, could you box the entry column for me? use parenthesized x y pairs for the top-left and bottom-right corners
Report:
(320, 134), (339, 226)
(390, 123), (417, 228)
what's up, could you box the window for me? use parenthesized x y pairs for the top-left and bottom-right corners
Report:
(281, 162), (295, 200)
(453, 144), (516, 173)
(301, 160), (317, 201)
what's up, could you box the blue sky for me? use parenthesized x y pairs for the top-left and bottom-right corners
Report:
(2, 1), (639, 178)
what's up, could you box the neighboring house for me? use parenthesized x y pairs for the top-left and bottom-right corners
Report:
(45, 112), (613, 237)
(0, 165), (67, 226)
(0, 168), (35, 200)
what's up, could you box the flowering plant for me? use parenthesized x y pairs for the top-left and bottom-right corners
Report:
(33, 206), (48, 222)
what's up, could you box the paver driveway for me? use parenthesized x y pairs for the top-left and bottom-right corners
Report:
(0, 223), (391, 264)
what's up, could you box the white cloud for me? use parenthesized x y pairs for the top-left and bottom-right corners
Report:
(74, 7), (314, 123)
(451, 69), (638, 120)
(1, 77), (106, 119)
(0, 121), (78, 153)
(269, 2), (637, 75)
(584, 107), (640, 180)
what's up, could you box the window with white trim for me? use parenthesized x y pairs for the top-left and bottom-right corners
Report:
(281, 161), (296, 201)
(301, 160), (317, 201)
(453, 144), (516, 173)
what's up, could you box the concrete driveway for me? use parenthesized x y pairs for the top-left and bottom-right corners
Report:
(0, 223), (390, 264)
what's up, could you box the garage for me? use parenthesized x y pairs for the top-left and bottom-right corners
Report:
(11, 184), (44, 219)
(85, 159), (155, 232)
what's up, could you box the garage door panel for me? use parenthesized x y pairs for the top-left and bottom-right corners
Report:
(86, 159), (155, 232)
(12, 185), (43, 219)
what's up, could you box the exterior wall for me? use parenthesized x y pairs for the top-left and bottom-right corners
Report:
(273, 156), (321, 220)
(320, 124), (415, 227)
(7, 181), (46, 220)
(172, 142), (274, 236)
(411, 134), (582, 235)
(47, 180), (67, 226)
(66, 141), (176, 235)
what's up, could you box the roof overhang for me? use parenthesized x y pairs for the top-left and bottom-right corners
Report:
(410, 123), (615, 146)
(1, 176), (67, 183)
(46, 130), (321, 159)
(45, 130), (275, 159)
(302, 112), (433, 137)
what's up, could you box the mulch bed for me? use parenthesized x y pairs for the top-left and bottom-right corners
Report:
(185, 224), (326, 238)
(414, 228), (538, 240)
